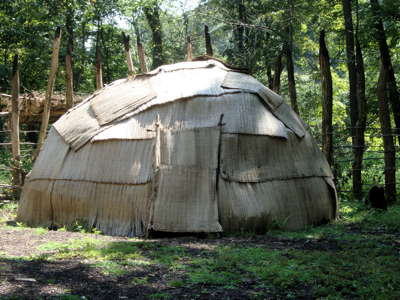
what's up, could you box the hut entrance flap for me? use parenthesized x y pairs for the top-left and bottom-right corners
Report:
(150, 127), (222, 233)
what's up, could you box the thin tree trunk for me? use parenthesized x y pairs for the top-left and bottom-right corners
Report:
(204, 25), (213, 56)
(186, 36), (193, 61)
(319, 30), (333, 167)
(285, 0), (299, 114)
(65, 7), (74, 109)
(95, 23), (103, 90)
(353, 37), (367, 200)
(272, 51), (283, 94)
(266, 66), (273, 89)
(377, 63), (396, 203)
(342, 0), (360, 199)
(122, 32), (135, 76)
(36, 27), (61, 158)
(370, 0), (400, 145)
(10, 54), (21, 193)
(144, 3), (164, 69)
(74, 20), (87, 91)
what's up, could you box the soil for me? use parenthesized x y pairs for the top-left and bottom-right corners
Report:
(0, 223), (338, 300)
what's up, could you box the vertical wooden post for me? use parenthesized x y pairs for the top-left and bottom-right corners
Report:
(65, 9), (74, 109)
(186, 36), (193, 61)
(36, 26), (62, 158)
(136, 34), (147, 73)
(204, 25), (213, 56)
(10, 54), (22, 195)
(122, 32), (135, 76)
(95, 21), (103, 90)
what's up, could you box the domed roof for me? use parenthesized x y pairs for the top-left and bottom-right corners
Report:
(53, 59), (305, 151)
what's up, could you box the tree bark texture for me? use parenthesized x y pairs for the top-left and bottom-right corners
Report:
(370, 0), (400, 145)
(186, 36), (193, 61)
(377, 63), (396, 203)
(36, 27), (61, 157)
(285, 0), (299, 114)
(144, 4), (165, 69)
(342, 0), (362, 199)
(95, 25), (103, 90)
(65, 7), (74, 109)
(204, 25), (213, 56)
(319, 30), (334, 167)
(272, 51), (283, 94)
(10, 54), (22, 191)
(353, 37), (367, 200)
(122, 32), (135, 75)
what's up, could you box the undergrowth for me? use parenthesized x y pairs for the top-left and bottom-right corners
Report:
(0, 200), (399, 299)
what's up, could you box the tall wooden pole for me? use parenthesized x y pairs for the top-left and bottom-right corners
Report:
(186, 36), (193, 61)
(204, 25), (213, 56)
(122, 32), (135, 76)
(36, 27), (62, 158)
(10, 54), (22, 194)
(136, 32), (147, 73)
(319, 30), (333, 167)
(65, 8), (74, 109)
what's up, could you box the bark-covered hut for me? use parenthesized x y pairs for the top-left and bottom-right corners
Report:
(17, 59), (337, 236)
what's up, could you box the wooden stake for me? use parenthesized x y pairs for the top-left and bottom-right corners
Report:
(122, 32), (135, 76)
(136, 35), (147, 73)
(204, 25), (213, 56)
(36, 26), (62, 158)
(186, 36), (193, 61)
(65, 42), (74, 108)
(10, 54), (22, 194)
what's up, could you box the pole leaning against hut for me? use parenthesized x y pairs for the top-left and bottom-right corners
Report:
(122, 32), (136, 76)
(10, 54), (22, 195)
(35, 26), (62, 158)
(204, 25), (213, 56)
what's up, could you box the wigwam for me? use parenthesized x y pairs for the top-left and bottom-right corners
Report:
(17, 59), (337, 236)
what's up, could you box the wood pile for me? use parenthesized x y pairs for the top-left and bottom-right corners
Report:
(0, 92), (86, 126)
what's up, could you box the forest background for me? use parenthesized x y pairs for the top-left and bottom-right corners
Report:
(0, 0), (399, 201)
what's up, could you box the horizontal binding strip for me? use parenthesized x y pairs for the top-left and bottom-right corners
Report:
(220, 174), (334, 184)
(27, 177), (151, 186)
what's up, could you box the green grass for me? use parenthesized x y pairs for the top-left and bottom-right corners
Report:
(1, 200), (400, 299)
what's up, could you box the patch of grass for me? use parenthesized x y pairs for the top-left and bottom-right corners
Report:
(148, 292), (172, 299)
(33, 227), (48, 235)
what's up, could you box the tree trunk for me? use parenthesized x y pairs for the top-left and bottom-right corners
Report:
(74, 20), (87, 91)
(10, 54), (22, 193)
(319, 30), (333, 167)
(36, 27), (61, 158)
(122, 32), (135, 76)
(272, 51), (283, 94)
(95, 23), (103, 90)
(285, 0), (299, 114)
(65, 7), (74, 109)
(204, 25), (213, 56)
(342, 0), (361, 199)
(370, 0), (400, 145)
(186, 36), (193, 62)
(144, 3), (164, 69)
(136, 36), (147, 73)
(266, 66), (273, 89)
(353, 37), (367, 200)
(377, 63), (396, 203)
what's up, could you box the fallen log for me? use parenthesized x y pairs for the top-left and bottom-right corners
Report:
(0, 92), (86, 126)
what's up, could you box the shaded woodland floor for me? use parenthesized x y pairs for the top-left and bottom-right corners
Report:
(0, 201), (399, 300)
